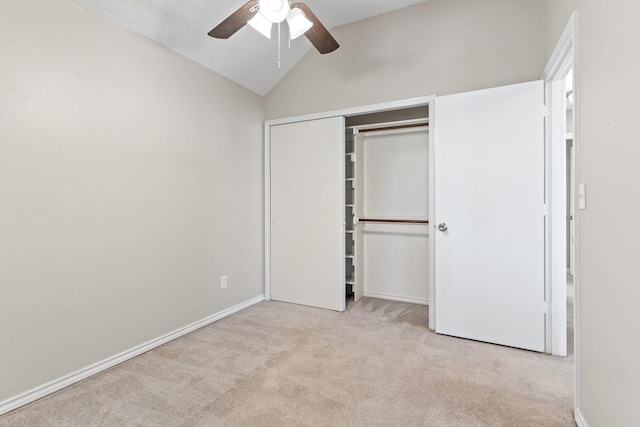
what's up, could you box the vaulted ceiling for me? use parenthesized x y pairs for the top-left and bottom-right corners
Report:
(73, 0), (429, 95)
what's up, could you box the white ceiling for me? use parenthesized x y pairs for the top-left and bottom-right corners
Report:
(73, 0), (429, 95)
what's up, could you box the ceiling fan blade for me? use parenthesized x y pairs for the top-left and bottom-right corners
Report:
(296, 3), (339, 54)
(208, 0), (259, 39)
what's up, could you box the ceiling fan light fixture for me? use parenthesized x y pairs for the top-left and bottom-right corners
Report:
(258, 0), (290, 23)
(248, 11), (273, 39)
(208, 0), (339, 55)
(286, 7), (313, 39)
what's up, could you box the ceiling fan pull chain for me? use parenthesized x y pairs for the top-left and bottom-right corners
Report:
(278, 22), (281, 69)
(288, 10), (292, 51)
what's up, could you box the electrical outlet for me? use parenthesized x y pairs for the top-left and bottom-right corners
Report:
(220, 275), (228, 290)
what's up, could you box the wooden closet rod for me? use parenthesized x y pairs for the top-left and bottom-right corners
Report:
(358, 123), (428, 133)
(359, 218), (429, 224)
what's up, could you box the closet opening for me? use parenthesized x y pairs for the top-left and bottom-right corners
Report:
(264, 97), (433, 315)
(343, 106), (430, 307)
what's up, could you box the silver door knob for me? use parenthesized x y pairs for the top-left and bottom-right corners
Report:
(438, 223), (448, 232)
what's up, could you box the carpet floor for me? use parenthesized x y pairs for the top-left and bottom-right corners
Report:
(0, 297), (574, 426)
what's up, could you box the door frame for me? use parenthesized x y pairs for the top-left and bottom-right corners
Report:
(264, 96), (435, 315)
(543, 11), (579, 421)
(544, 12), (577, 358)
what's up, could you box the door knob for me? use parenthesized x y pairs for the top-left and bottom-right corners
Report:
(438, 223), (448, 232)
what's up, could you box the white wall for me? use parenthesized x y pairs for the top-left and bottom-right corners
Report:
(0, 0), (264, 405)
(265, 0), (542, 119)
(543, 1), (640, 425)
(362, 129), (429, 303)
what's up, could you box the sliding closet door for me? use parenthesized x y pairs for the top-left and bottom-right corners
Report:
(270, 117), (345, 311)
(434, 81), (545, 352)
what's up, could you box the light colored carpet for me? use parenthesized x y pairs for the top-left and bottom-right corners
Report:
(0, 297), (574, 426)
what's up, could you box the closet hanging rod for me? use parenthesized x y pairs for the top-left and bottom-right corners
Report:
(358, 123), (428, 133)
(359, 218), (429, 224)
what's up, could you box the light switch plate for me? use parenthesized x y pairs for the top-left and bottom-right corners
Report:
(578, 184), (586, 210)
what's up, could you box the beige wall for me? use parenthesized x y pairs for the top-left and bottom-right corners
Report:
(542, 0), (577, 63)
(265, 0), (543, 119)
(544, 1), (640, 425)
(0, 0), (264, 403)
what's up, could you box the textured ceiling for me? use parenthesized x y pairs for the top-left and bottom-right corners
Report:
(73, 0), (429, 95)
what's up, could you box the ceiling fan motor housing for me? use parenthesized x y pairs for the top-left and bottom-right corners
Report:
(259, 0), (290, 23)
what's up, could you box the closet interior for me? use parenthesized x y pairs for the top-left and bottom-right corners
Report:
(343, 106), (430, 306)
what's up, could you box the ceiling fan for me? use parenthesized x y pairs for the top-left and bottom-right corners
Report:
(208, 0), (339, 54)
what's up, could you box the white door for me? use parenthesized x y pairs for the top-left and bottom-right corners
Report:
(270, 117), (345, 311)
(434, 81), (546, 352)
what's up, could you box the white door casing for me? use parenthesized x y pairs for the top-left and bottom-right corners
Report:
(270, 117), (346, 311)
(354, 131), (365, 303)
(434, 81), (546, 352)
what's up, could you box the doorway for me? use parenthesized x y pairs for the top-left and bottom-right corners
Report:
(344, 108), (430, 307)
(544, 13), (577, 358)
(565, 69), (576, 356)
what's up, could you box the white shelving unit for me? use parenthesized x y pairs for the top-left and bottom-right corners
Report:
(344, 127), (365, 303)
(345, 128), (356, 299)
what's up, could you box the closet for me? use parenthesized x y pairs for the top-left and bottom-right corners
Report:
(344, 112), (430, 306)
(268, 105), (430, 312)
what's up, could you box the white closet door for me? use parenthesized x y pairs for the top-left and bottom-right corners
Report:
(270, 117), (345, 311)
(434, 81), (545, 352)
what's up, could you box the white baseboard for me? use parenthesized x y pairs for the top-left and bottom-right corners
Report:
(575, 408), (588, 427)
(363, 291), (428, 306)
(0, 295), (265, 416)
